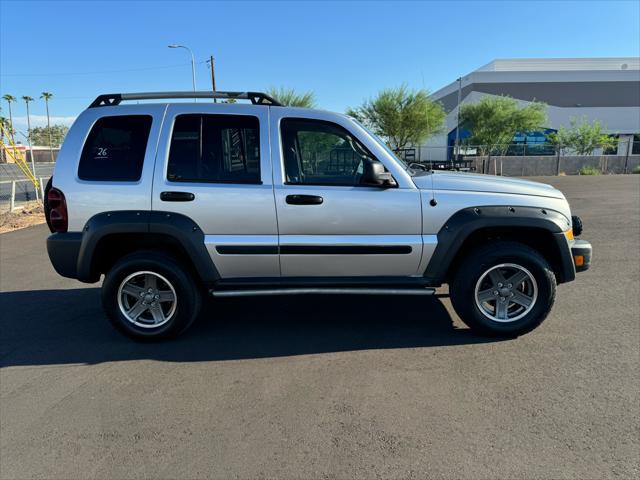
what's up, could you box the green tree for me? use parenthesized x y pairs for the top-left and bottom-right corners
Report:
(41, 92), (55, 161)
(2, 94), (16, 137)
(547, 117), (616, 155)
(459, 95), (547, 156)
(346, 84), (445, 151)
(266, 87), (316, 108)
(28, 124), (69, 146)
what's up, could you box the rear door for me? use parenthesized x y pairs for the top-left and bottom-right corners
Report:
(152, 103), (279, 278)
(270, 109), (423, 277)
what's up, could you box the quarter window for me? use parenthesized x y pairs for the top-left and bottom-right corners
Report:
(78, 115), (152, 181)
(280, 118), (380, 186)
(167, 114), (260, 184)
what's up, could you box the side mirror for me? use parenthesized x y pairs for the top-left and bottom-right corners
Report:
(362, 161), (397, 187)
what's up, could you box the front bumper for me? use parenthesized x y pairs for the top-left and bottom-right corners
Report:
(571, 239), (592, 273)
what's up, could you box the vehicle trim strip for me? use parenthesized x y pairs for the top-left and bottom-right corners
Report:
(280, 245), (412, 255)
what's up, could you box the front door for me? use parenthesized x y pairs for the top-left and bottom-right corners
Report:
(271, 114), (423, 277)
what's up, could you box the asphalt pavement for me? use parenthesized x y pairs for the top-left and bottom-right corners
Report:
(1, 175), (638, 479)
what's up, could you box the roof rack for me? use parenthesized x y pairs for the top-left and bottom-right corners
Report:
(88, 91), (282, 108)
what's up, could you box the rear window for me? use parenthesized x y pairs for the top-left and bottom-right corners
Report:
(167, 114), (260, 184)
(78, 115), (152, 181)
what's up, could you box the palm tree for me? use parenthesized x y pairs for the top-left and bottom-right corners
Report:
(22, 96), (37, 187)
(41, 92), (54, 161)
(0, 116), (6, 162)
(2, 94), (16, 139)
(266, 87), (316, 108)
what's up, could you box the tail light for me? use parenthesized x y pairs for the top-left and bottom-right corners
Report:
(47, 187), (68, 233)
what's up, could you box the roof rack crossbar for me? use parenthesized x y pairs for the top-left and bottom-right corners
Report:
(88, 91), (282, 108)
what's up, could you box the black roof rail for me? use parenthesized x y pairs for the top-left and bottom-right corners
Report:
(88, 91), (282, 108)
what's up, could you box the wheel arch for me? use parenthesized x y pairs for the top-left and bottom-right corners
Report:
(76, 211), (220, 284)
(424, 205), (575, 285)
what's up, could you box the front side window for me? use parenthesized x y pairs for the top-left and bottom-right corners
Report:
(167, 114), (260, 184)
(281, 118), (381, 186)
(78, 115), (152, 181)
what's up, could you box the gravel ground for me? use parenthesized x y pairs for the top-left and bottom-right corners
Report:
(0, 202), (45, 234)
(0, 175), (638, 479)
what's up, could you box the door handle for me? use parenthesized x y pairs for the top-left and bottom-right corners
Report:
(160, 191), (195, 202)
(286, 194), (323, 205)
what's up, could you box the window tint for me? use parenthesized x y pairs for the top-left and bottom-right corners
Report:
(281, 119), (379, 186)
(78, 115), (152, 181)
(167, 114), (260, 184)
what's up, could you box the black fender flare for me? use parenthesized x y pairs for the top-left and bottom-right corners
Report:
(423, 205), (575, 285)
(75, 210), (220, 283)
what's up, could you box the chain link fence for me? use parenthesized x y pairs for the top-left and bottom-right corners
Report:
(0, 162), (56, 212)
(0, 177), (51, 212)
(395, 140), (640, 176)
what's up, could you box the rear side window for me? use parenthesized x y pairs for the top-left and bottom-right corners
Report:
(78, 115), (152, 181)
(167, 114), (260, 184)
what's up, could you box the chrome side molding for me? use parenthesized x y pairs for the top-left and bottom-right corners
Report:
(211, 287), (436, 297)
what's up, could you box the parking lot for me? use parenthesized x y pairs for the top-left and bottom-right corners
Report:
(0, 175), (638, 479)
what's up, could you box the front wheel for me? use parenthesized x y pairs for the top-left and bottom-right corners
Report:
(101, 251), (202, 341)
(450, 241), (556, 336)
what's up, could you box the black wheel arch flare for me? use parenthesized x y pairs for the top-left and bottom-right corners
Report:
(423, 205), (575, 285)
(47, 211), (220, 284)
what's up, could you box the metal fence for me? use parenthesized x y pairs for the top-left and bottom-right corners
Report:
(396, 140), (640, 163)
(0, 177), (50, 212)
(0, 162), (56, 212)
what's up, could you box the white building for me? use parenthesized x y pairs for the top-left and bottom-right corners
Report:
(427, 58), (640, 160)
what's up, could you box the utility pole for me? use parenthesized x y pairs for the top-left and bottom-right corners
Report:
(454, 76), (462, 162)
(208, 56), (217, 102)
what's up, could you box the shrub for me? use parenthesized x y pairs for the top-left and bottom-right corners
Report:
(632, 165), (640, 174)
(578, 166), (601, 176)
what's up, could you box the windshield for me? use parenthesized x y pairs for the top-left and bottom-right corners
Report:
(351, 119), (408, 168)
(351, 119), (428, 176)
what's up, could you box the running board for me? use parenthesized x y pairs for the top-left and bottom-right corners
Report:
(211, 287), (436, 297)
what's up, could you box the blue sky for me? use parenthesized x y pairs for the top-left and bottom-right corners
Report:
(1, 0), (639, 134)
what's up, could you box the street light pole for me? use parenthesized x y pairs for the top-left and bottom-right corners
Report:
(168, 44), (197, 100)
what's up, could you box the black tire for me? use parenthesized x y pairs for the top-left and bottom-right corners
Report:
(101, 251), (202, 341)
(450, 241), (556, 337)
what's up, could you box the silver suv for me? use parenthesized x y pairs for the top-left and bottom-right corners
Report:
(45, 91), (592, 340)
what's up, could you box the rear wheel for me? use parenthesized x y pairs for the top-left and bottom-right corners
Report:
(101, 251), (202, 340)
(450, 241), (556, 336)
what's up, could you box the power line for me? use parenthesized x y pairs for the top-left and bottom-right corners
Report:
(1, 60), (208, 77)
